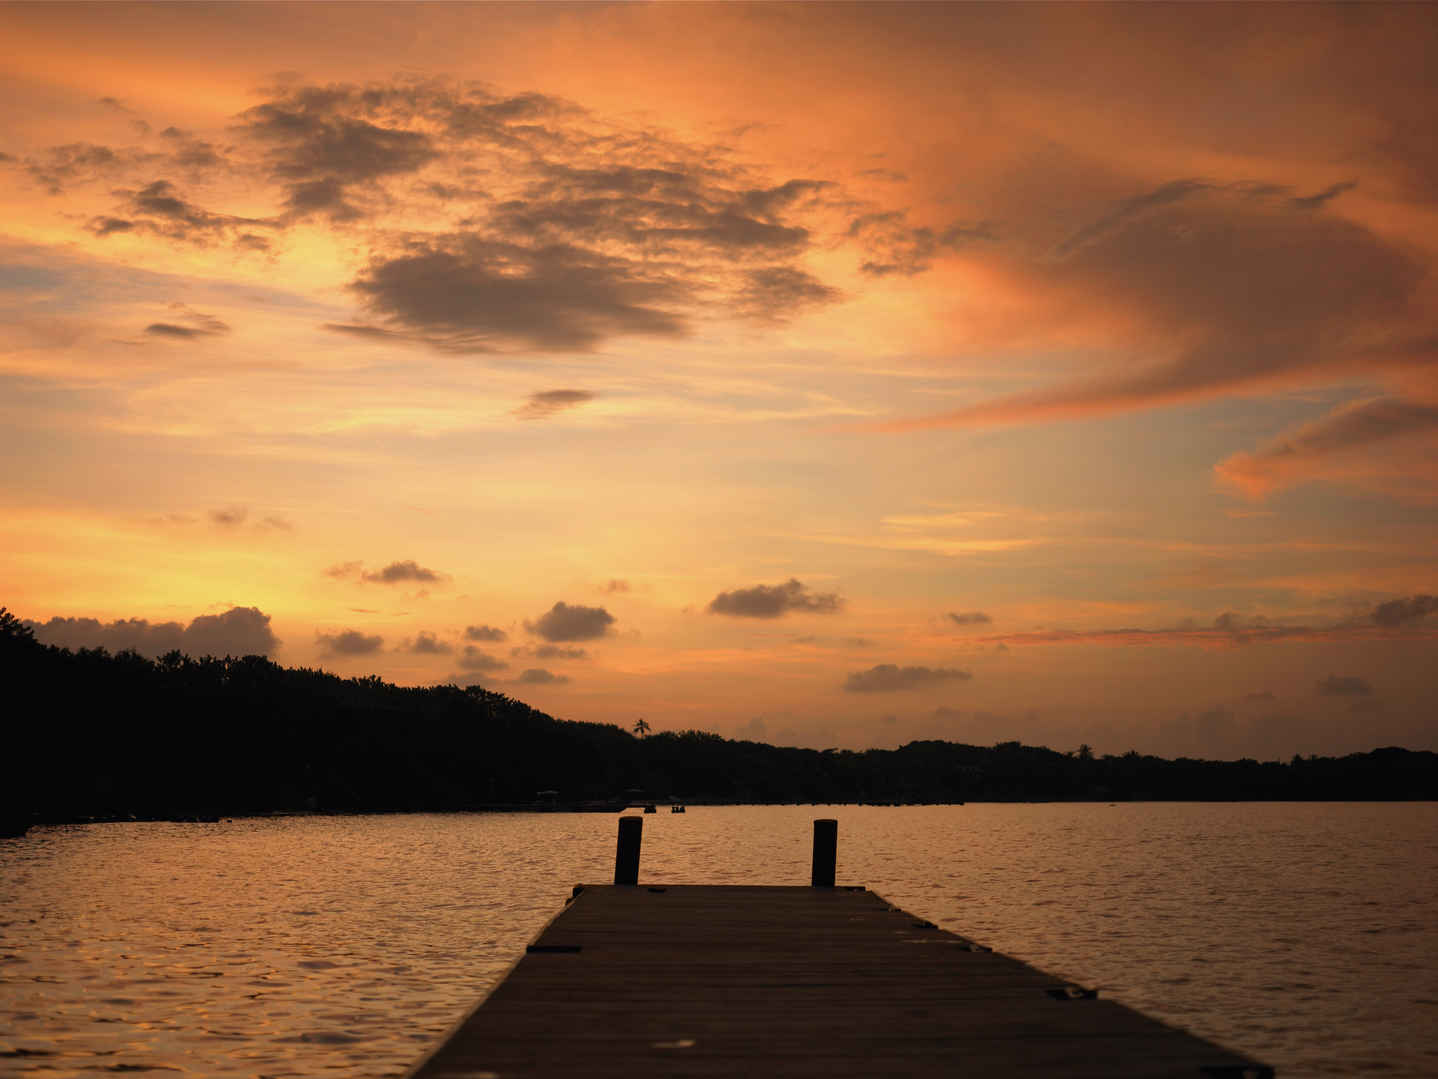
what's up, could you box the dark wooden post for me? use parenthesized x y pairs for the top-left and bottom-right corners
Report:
(614, 815), (642, 885)
(811, 818), (837, 887)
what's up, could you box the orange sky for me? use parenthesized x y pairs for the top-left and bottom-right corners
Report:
(3, 2), (1437, 758)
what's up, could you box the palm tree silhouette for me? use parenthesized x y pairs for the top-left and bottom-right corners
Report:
(632, 717), (651, 737)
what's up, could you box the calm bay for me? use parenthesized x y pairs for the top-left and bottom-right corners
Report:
(2, 802), (1435, 1078)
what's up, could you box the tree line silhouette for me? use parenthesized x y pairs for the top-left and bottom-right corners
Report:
(3, 606), (1434, 826)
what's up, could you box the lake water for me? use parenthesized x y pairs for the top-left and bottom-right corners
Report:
(2, 803), (1436, 1078)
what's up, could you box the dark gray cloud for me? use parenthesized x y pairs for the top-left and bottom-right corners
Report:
(947, 611), (992, 627)
(27, 605), (278, 658)
(844, 664), (972, 693)
(41, 78), (866, 344)
(238, 85), (439, 222)
(25, 142), (136, 194)
(464, 624), (508, 642)
(1316, 675), (1372, 697)
(848, 210), (993, 276)
(209, 506), (247, 527)
(406, 631), (452, 655)
(1291, 180), (1358, 211)
(515, 667), (569, 685)
(514, 389), (595, 420)
(146, 323), (208, 338)
(360, 560), (445, 584)
(526, 601), (615, 641)
(458, 645), (507, 671)
(708, 578), (843, 618)
(88, 216), (134, 236)
(733, 266), (841, 322)
(513, 644), (589, 660)
(1372, 594), (1438, 628)
(145, 305), (230, 340)
(318, 629), (384, 655)
(226, 79), (849, 346)
(159, 126), (227, 172)
(351, 236), (688, 352)
(91, 180), (273, 248)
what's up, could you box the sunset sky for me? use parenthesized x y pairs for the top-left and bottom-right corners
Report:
(4, 2), (1437, 759)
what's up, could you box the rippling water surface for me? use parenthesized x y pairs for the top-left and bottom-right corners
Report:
(2, 803), (1435, 1077)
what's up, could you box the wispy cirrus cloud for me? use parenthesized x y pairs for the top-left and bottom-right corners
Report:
(843, 664), (972, 693)
(980, 597), (1438, 650)
(874, 182), (1428, 432)
(514, 388), (595, 420)
(1216, 396), (1438, 500)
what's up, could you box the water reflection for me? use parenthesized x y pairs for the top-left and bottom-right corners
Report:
(1, 804), (1435, 1077)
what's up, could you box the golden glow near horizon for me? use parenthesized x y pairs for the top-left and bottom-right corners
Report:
(3, 3), (1437, 758)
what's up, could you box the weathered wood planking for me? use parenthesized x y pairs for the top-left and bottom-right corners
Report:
(407, 884), (1272, 1078)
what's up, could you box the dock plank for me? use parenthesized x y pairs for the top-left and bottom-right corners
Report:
(408, 884), (1272, 1078)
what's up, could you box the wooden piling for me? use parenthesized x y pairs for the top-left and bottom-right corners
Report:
(613, 814), (642, 885)
(811, 817), (837, 887)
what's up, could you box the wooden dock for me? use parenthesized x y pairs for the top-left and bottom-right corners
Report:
(407, 822), (1273, 1078)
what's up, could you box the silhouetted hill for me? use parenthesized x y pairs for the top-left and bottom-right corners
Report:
(3, 608), (1434, 825)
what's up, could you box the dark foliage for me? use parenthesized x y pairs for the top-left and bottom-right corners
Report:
(2, 618), (1434, 825)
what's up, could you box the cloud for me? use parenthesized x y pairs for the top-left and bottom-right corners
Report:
(158, 126), (227, 172)
(463, 624), (509, 641)
(224, 79), (847, 348)
(406, 631), (452, 654)
(707, 578), (843, 618)
(145, 305), (230, 340)
(514, 389), (595, 420)
(983, 598), (1438, 650)
(28, 606), (279, 658)
(458, 644), (507, 671)
(878, 183), (1425, 432)
(322, 322), (413, 342)
(847, 210), (992, 276)
(526, 601), (615, 641)
(351, 235), (689, 352)
(209, 506), (247, 527)
(947, 611), (992, 627)
(317, 629), (384, 655)
(843, 664), (973, 692)
(24, 142), (134, 194)
(238, 84), (439, 221)
(93, 180), (273, 247)
(1216, 396), (1438, 499)
(732, 266), (841, 322)
(1371, 594), (1438, 628)
(515, 667), (569, 685)
(326, 559), (445, 584)
(512, 644), (589, 660)
(464, 624), (508, 642)
(1316, 675), (1372, 697)
(1290, 180), (1358, 211)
